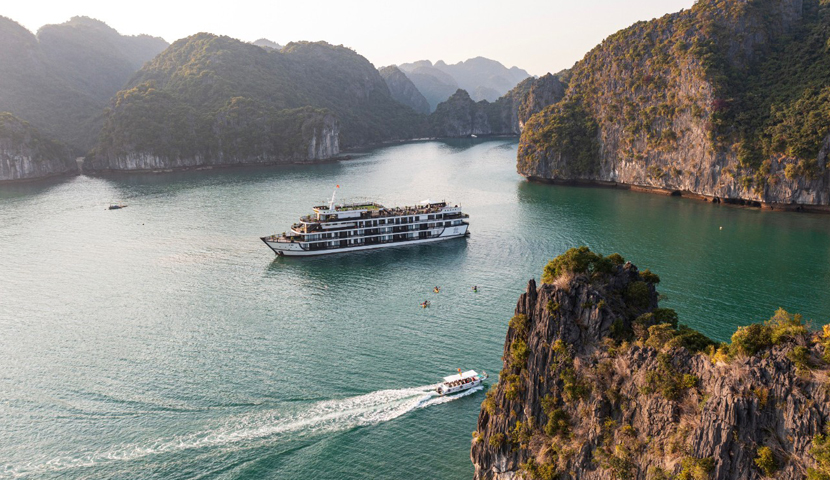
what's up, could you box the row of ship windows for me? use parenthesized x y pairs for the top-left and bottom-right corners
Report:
(303, 220), (463, 240)
(309, 233), (422, 245)
(325, 214), (448, 227)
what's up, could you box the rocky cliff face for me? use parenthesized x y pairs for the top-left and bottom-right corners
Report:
(517, 74), (566, 131)
(428, 77), (556, 138)
(472, 248), (830, 479)
(88, 97), (339, 172)
(518, 0), (830, 208)
(379, 65), (431, 115)
(0, 113), (77, 181)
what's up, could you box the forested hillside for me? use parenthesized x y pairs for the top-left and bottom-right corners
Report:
(518, 0), (830, 207)
(0, 16), (167, 152)
(89, 35), (424, 171)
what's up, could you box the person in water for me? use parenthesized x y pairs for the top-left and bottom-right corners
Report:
(473, 286), (478, 292)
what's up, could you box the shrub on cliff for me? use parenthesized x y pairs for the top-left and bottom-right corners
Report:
(542, 247), (622, 283)
(728, 308), (809, 358)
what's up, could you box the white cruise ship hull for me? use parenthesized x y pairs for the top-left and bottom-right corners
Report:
(263, 224), (468, 256)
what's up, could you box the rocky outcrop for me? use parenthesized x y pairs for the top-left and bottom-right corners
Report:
(472, 249), (830, 479)
(87, 99), (339, 172)
(429, 90), (496, 137)
(518, 0), (830, 208)
(379, 66), (431, 115)
(517, 73), (566, 130)
(0, 113), (77, 181)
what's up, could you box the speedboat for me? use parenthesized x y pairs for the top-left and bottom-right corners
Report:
(436, 370), (488, 396)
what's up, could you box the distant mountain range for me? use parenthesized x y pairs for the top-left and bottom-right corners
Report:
(397, 57), (531, 111)
(0, 16), (168, 152)
(0, 14), (548, 181)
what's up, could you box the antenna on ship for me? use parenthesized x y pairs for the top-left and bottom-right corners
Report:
(328, 184), (340, 210)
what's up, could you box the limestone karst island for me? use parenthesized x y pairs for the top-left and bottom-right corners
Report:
(1, 0), (829, 479)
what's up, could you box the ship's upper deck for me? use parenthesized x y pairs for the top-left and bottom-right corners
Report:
(302, 201), (456, 224)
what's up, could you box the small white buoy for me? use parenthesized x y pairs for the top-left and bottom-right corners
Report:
(719, 226), (723, 230)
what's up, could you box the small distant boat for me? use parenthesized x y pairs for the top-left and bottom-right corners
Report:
(436, 370), (488, 396)
(108, 204), (127, 210)
(470, 134), (478, 138)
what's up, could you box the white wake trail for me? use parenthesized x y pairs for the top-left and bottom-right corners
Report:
(6, 384), (483, 478)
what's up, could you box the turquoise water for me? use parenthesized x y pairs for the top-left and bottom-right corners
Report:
(1, 139), (829, 479)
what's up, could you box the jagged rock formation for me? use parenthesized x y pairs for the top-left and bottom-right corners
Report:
(427, 76), (560, 138)
(379, 66), (431, 115)
(472, 248), (830, 479)
(518, 0), (830, 208)
(89, 36), (423, 172)
(0, 113), (77, 181)
(0, 16), (168, 152)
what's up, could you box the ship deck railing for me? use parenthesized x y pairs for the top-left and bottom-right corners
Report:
(300, 206), (458, 224)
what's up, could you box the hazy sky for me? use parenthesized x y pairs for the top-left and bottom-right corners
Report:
(6, 0), (695, 76)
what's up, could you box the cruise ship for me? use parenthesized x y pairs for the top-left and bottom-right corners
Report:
(261, 194), (469, 256)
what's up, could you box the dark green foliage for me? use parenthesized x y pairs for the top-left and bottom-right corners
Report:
(510, 418), (534, 448)
(0, 112), (71, 164)
(607, 253), (625, 266)
(509, 314), (529, 338)
(547, 300), (561, 313)
(641, 352), (698, 400)
(0, 16), (168, 152)
(624, 281), (652, 310)
(503, 374), (523, 400)
(809, 426), (830, 480)
(729, 308), (808, 357)
(755, 446), (778, 476)
(489, 432), (506, 447)
(672, 325), (717, 353)
(521, 458), (559, 480)
(96, 35), (425, 161)
(482, 385), (497, 415)
(640, 269), (660, 284)
(544, 406), (570, 437)
(520, 97), (600, 176)
(678, 457), (715, 480)
(542, 246), (617, 283)
(510, 339), (530, 369)
(731, 323), (774, 356)
(788, 345), (812, 371)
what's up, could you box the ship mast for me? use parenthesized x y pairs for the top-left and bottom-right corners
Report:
(328, 185), (340, 210)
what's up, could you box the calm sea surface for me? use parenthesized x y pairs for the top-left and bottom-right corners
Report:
(2, 139), (829, 479)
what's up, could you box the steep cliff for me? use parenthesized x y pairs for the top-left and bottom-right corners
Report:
(518, 0), (830, 208)
(517, 74), (566, 131)
(428, 79), (541, 138)
(472, 247), (830, 479)
(89, 35), (423, 171)
(0, 113), (77, 181)
(379, 65), (431, 115)
(88, 89), (339, 172)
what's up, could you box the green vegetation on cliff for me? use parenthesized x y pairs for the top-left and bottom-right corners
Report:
(473, 247), (830, 480)
(0, 112), (70, 163)
(96, 34), (423, 163)
(518, 0), (830, 205)
(0, 16), (167, 152)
